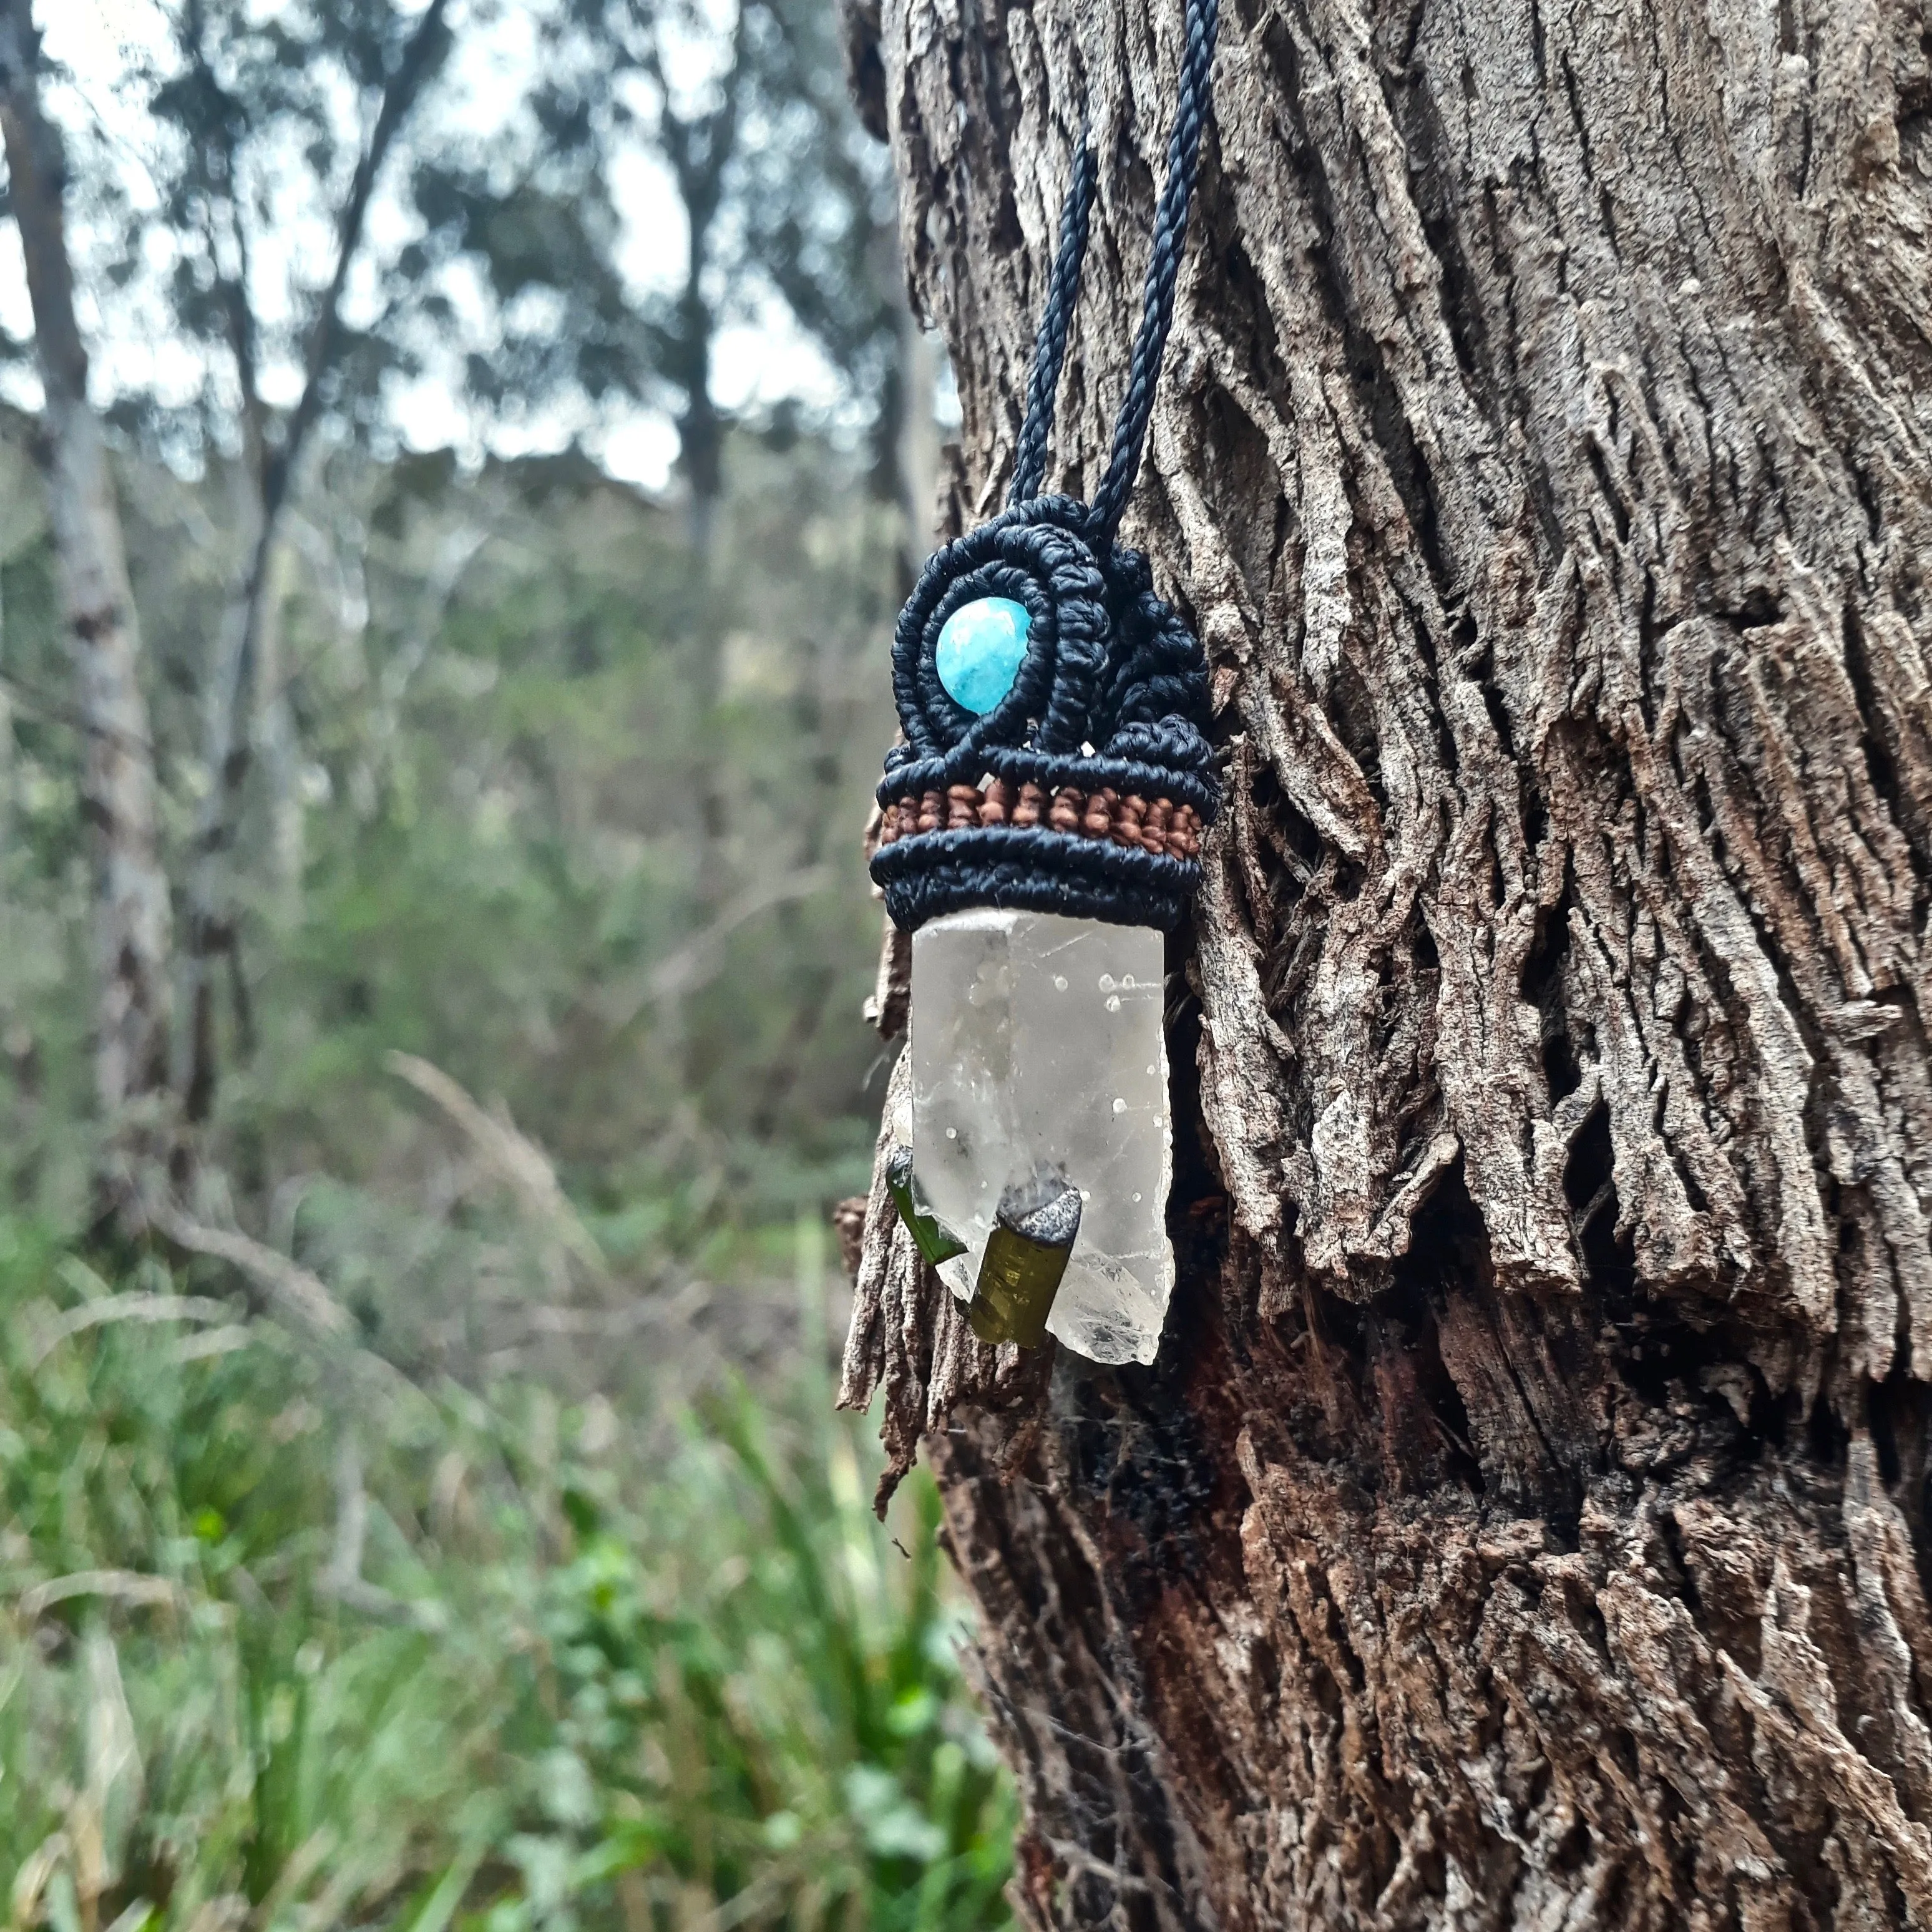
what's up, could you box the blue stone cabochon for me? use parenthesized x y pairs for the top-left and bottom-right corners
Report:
(935, 596), (1032, 716)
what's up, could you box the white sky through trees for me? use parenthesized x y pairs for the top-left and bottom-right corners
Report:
(4, 0), (850, 489)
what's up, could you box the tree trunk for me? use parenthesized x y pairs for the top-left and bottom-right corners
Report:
(841, 0), (1932, 1924)
(0, 2), (173, 1173)
(175, 0), (450, 1130)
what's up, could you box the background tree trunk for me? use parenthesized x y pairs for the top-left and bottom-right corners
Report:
(0, 1), (172, 1184)
(175, 0), (450, 1129)
(841, 0), (1932, 1923)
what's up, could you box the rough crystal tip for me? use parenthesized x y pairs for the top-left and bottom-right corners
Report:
(1000, 1169), (1081, 1248)
(912, 907), (1174, 1365)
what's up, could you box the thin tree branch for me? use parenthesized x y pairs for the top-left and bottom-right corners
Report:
(149, 1206), (353, 1339)
(384, 1051), (607, 1277)
(277, 0), (454, 515)
(179, 0), (456, 1125)
(601, 864), (835, 1029)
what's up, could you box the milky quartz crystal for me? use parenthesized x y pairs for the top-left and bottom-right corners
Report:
(910, 907), (1173, 1364)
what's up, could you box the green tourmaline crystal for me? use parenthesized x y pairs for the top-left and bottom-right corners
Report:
(965, 1175), (1081, 1349)
(886, 1148), (968, 1266)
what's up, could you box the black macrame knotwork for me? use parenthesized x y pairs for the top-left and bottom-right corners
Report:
(871, 0), (1221, 934)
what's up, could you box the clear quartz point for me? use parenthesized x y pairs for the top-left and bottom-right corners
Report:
(910, 907), (1173, 1365)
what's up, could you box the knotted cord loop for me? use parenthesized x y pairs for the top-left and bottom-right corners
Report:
(1090, 0), (1218, 538)
(1008, 130), (1096, 509)
(1006, 0), (1219, 537)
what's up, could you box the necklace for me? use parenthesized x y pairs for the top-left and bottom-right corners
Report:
(872, 0), (1222, 1365)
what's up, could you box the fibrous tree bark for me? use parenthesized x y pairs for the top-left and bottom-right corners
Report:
(0, 1), (173, 1190)
(839, 0), (1932, 1923)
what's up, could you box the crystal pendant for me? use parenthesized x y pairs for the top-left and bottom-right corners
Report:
(909, 907), (1173, 1365)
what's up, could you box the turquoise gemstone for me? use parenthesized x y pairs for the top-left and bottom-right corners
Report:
(935, 597), (1030, 715)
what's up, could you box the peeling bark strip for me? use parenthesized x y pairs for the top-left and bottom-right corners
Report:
(842, 0), (1932, 1920)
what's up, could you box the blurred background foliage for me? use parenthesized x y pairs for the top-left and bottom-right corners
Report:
(0, 423), (902, 1242)
(0, 0), (1003, 1924)
(0, 1217), (1013, 1932)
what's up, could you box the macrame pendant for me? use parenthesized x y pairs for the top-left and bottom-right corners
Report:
(871, 0), (1221, 1365)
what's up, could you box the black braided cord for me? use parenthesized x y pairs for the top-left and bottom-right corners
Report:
(1007, 130), (1096, 508)
(1090, 0), (1219, 542)
(872, 0), (1221, 935)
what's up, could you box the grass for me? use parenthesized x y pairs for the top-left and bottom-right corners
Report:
(0, 1218), (1015, 1932)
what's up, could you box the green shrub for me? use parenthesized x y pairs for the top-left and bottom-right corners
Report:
(0, 1225), (1014, 1932)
